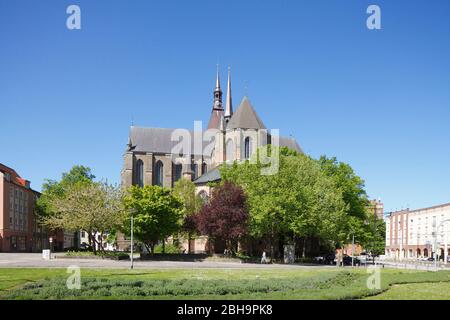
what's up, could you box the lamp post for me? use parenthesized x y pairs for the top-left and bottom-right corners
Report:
(49, 237), (53, 259)
(130, 208), (136, 270)
(351, 233), (355, 267)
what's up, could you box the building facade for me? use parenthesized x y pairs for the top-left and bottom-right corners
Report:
(385, 202), (450, 261)
(119, 68), (302, 252)
(368, 199), (384, 220)
(0, 163), (48, 252)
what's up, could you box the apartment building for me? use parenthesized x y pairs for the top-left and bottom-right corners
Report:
(0, 163), (47, 252)
(385, 202), (450, 261)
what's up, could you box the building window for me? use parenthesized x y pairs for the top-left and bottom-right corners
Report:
(136, 160), (144, 188)
(244, 137), (252, 160)
(226, 139), (234, 162)
(192, 163), (198, 180)
(174, 164), (182, 182)
(202, 162), (207, 175)
(198, 190), (208, 202)
(155, 161), (164, 187)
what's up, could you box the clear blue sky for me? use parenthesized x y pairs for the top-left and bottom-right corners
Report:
(1, 0), (449, 213)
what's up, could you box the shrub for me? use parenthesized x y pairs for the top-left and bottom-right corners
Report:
(153, 243), (182, 254)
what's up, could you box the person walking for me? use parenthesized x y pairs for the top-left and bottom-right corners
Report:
(261, 250), (267, 264)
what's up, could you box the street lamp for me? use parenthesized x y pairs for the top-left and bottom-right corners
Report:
(49, 237), (53, 259)
(130, 208), (136, 270)
(351, 233), (355, 267)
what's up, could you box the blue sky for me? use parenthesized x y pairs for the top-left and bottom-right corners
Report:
(0, 0), (449, 213)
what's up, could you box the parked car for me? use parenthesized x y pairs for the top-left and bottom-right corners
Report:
(343, 255), (361, 266)
(335, 255), (361, 266)
(313, 253), (335, 265)
(313, 256), (324, 264)
(324, 253), (336, 265)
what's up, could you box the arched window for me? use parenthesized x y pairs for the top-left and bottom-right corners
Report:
(155, 161), (164, 187)
(174, 163), (182, 183)
(226, 139), (234, 162)
(136, 160), (144, 188)
(244, 137), (252, 160)
(192, 163), (198, 179)
(202, 162), (207, 175)
(198, 190), (208, 202)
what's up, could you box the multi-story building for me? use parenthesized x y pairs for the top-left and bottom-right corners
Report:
(0, 163), (48, 252)
(368, 199), (384, 220)
(385, 202), (450, 261)
(0, 163), (77, 252)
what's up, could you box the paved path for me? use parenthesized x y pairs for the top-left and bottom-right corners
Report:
(0, 253), (334, 269)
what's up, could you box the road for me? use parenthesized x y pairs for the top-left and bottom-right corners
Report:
(0, 253), (335, 269)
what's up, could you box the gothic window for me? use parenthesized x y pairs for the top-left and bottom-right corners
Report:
(244, 137), (252, 160)
(202, 162), (207, 175)
(174, 163), (182, 183)
(136, 160), (144, 188)
(198, 190), (208, 202)
(226, 139), (234, 162)
(155, 161), (164, 187)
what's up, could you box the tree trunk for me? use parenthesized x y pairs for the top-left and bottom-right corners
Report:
(150, 243), (155, 255)
(187, 232), (191, 254)
(302, 236), (307, 258)
(90, 232), (97, 255)
(162, 239), (165, 254)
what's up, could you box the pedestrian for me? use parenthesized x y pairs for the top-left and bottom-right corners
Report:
(261, 250), (267, 264)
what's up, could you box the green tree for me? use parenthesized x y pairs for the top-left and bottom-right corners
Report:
(221, 146), (346, 259)
(317, 156), (368, 220)
(37, 165), (96, 220)
(172, 178), (204, 253)
(317, 156), (370, 254)
(37, 165), (98, 250)
(40, 182), (125, 254)
(122, 185), (183, 254)
(363, 217), (386, 257)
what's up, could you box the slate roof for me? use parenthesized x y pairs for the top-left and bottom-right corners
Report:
(279, 136), (303, 153)
(128, 126), (302, 155)
(129, 126), (303, 155)
(226, 96), (266, 130)
(192, 166), (221, 185)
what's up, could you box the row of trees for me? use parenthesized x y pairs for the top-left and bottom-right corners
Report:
(219, 146), (385, 258)
(37, 146), (385, 257)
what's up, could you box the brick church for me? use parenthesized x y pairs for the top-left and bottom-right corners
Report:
(120, 68), (302, 253)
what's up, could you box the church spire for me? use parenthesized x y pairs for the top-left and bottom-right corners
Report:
(208, 66), (225, 129)
(225, 66), (233, 121)
(215, 64), (221, 90)
(213, 65), (223, 110)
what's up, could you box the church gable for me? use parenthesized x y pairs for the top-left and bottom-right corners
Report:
(226, 96), (266, 130)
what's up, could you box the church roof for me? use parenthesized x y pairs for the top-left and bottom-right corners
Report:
(129, 126), (210, 155)
(226, 96), (266, 130)
(207, 109), (224, 130)
(279, 136), (303, 153)
(193, 166), (221, 185)
(128, 126), (302, 155)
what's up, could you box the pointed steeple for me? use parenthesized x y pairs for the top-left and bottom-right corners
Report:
(215, 64), (221, 91)
(208, 66), (225, 129)
(225, 66), (233, 121)
(212, 65), (223, 110)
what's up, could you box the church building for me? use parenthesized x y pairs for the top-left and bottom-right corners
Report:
(120, 68), (302, 252)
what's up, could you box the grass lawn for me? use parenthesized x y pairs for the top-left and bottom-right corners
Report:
(364, 282), (450, 300)
(1, 267), (450, 300)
